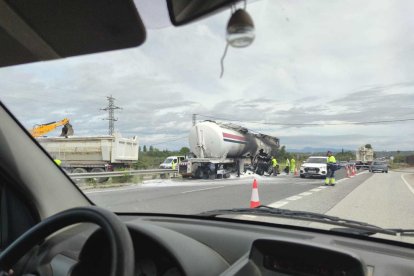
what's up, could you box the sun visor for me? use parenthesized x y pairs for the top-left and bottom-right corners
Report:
(0, 0), (146, 67)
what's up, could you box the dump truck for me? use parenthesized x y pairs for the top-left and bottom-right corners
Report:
(37, 134), (139, 181)
(355, 145), (374, 169)
(179, 121), (279, 179)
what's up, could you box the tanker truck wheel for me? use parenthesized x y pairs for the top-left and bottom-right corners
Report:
(71, 167), (87, 185)
(194, 167), (204, 179)
(91, 167), (109, 183)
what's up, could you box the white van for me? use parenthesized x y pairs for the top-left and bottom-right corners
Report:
(159, 156), (185, 169)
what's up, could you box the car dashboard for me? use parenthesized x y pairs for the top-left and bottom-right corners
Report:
(33, 215), (414, 276)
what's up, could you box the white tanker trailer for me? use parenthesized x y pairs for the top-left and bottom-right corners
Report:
(179, 121), (279, 179)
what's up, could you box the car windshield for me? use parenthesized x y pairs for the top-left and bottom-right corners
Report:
(306, 158), (327, 164)
(1, 0), (414, 245)
(164, 158), (174, 164)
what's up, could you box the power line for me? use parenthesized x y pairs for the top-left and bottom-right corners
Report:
(197, 114), (414, 126)
(148, 136), (188, 146)
(101, 95), (122, 135)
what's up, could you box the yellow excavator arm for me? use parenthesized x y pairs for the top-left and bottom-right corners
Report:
(30, 118), (74, 137)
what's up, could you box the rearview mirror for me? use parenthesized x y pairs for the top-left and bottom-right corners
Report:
(166, 0), (241, 26)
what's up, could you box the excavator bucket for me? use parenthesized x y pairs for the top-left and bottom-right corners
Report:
(60, 123), (74, 137)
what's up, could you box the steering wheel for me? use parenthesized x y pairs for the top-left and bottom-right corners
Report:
(0, 206), (135, 276)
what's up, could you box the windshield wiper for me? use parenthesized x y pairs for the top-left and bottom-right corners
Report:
(197, 205), (398, 236)
(386, 229), (414, 237)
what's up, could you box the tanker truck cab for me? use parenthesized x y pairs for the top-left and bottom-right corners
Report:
(300, 156), (328, 178)
(159, 156), (185, 169)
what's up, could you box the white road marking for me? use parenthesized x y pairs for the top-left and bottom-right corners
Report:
(286, 195), (302, 201)
(401, 174), (414, 196)
(268, 201), (289, 208)
(181, 186), (225, 194)
(265, 173), (364, 209)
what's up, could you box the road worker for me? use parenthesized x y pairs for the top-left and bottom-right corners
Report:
(285, 158), (290, 174)
(325, 151), (337, 186)
(271, 156), (278, 176)
(290, 157), (296, 173)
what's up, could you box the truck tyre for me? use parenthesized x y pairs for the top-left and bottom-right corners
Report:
(194, 168), (203, 179)
(91, 167), (109, 183)
(71, 168), (87, 185)
(300, 174), (305, 178)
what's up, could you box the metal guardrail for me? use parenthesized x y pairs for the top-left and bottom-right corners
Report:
(68, 169), (176, 179)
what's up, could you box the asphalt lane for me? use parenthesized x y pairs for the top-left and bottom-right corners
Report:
(325, 171), (414, 229)
(86, 168), (360, 214)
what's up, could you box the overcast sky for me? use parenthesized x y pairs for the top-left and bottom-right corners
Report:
(1, 0), (413, 151)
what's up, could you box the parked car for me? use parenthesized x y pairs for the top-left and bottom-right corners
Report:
(370, 161), (389, 173)
(300, 156), (327, 178)
(338, 161), (349, 168)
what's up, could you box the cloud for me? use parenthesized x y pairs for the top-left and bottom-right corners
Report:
(0, 0), (413, 151)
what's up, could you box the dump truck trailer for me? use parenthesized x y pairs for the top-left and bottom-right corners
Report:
(37, 134), (139, 176)
(355, 145), (374, 169)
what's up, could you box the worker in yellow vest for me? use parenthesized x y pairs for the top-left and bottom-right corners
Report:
(290, 158), (296, 173)
(325, 151), (337, 186)
(171, 159), (178, 178)
(285, 158), (290, 174)
(271, 156), (278, 176)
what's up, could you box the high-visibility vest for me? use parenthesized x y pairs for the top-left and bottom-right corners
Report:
(328, 156), (336, 163)
(272, 158), (277, 167)
(172, 161), (177, 170)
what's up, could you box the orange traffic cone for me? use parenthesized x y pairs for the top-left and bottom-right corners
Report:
(352, 165), (356, 176)
(250, 179), (260, 208)
(294, 167), (298, 176)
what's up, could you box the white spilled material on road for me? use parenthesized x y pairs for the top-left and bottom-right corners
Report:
(401, 174), (414, 196)
(299, 192), (313, 196)
(181, 186), (225, 194)
(85, 185), (141, 194)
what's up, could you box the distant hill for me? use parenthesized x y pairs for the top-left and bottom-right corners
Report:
(287, 147), (353, 153)
(287, 148), (414, 156)
(375, 151), (414, 157)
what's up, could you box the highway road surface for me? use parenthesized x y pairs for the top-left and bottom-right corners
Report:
(85, 169), (414, 242)
(85, 169), (414, 228)
(85, 168), (362, 214)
